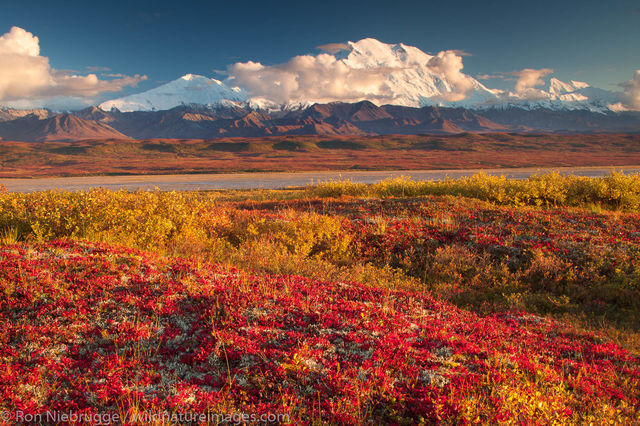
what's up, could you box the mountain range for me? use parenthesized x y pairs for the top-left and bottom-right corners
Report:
(1, 101), (639, 142)
(0, 38), (638, 142)
(96, 39), (625, 113)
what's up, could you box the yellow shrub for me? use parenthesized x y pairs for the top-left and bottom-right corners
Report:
(307, 172), (640, 211)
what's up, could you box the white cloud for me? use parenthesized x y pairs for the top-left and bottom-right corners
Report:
(511, 68), (554, 100)
(0, 27), (51, 100)
(0, 26), (145, 105)
(227, 45), (476, 105)
(426, 51), (475, 101)
(0, 26), (40, 56)
(619, 70), (640, 110)
(44, 72), (147, 98)
(228, 54), (395, 105)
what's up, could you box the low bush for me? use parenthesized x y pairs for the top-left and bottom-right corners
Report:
(310, 172), (640, 211)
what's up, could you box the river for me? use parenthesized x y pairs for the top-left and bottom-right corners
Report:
(1, 166), (639, 192)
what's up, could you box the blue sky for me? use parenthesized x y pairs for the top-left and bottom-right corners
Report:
(1, 0), (638, 102)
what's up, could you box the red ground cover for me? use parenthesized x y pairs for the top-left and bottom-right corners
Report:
(1, 240), (638, 423)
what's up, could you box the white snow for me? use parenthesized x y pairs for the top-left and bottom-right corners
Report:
(99, 74), (248, 112)
(338, 38), (501, 107)
(99, 39), (623, 113)
(497, 78), (620, 112)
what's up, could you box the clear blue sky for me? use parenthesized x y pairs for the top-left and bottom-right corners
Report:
(2, 0), (639, 94)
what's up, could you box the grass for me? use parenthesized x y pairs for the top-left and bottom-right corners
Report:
(0, 226), (19, 245)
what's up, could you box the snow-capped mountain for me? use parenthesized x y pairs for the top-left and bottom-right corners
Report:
(549, 78), (589, 96)
(98, 38), (624, 113)
(99, 38), (504, 112)
(488, 78), (620, 113)
(339, 38), (502, 108)
(99, 74), (248, 112)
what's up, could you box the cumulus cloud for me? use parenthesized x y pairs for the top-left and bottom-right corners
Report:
(43, 71), (147, 98)
(426, 50), (475, 101)
(0, 26), (40, 56)
(514, 68), (553, 92)
(511, 68), (553, 99)
(228, 54), (395, 105)
(0, 26), (145, 104)
(0, 27), (51, 100)
(227, 45), (476, 105)
(619, 70), (640, 110)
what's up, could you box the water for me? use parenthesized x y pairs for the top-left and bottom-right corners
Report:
(1, 167), (638, 193)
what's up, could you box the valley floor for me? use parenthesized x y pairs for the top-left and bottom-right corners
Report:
(1, 133), (639, 178)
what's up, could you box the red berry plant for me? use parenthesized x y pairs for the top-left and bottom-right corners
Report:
(1, 240), (638, 423)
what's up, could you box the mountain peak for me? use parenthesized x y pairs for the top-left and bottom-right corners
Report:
(0, 113), (128, 142)
(97, 38), (622, 113)
(346, 38), (433, 69)
(100, 75), (248, 112)
(571, 80), (590, 89)
(549, 78), (591, 95)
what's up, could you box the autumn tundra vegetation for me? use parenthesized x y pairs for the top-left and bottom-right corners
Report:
(1, 172), (639, 423)
(1, 133), (640, 178)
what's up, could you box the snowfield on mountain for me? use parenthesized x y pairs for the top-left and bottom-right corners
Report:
(99, 74), (248, 112)
(99, 38), (625, 113)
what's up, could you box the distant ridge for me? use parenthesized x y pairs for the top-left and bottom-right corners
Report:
(0, 101), (639, 142)
(0, 113), (129, 142)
